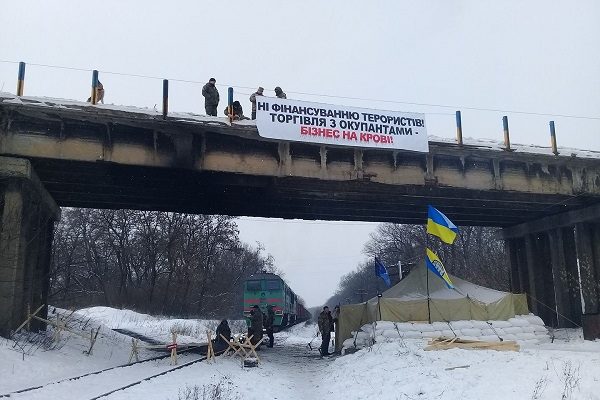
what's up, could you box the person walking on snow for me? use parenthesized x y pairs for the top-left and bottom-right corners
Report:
(249, 86), (264, 120)
(265, 305), (275, 348)
(318, 305), (333, 356)
(250, 305), (264, 346)
(202, 77), (219, 116)
(274, 86), (287, 99)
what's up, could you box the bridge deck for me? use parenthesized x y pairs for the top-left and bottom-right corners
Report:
(1, 93), (599, 227)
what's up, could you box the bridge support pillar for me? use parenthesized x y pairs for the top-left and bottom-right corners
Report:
(575, 222), (600, 339)
(503, 208), (600, 339)
(0, 157), (60, 337)
(524, 233), (557, 326)
(548, 228), (582, 327)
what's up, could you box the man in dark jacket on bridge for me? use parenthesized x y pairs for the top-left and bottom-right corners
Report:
(318, 305), (333, 356)
(202, 77), (219, 116)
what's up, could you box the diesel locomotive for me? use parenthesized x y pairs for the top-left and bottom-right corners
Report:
(243, 272), (310, 330)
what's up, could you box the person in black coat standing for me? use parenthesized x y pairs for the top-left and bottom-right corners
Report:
(265, 305), (275, 348)
(318, 306), (333, 356)
(202, 78), (219, 116)
(274, 86), (287, 99)
(214, 319), (231, 352)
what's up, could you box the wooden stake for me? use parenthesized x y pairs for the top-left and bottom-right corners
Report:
(170, 332), (178, 365)
(220, 333), (237, 356)
(129, 338), (140, 363)
(87, 327), (101, 355)
(206, 330), (215, 362)
(13, 304), (45, 335)
(26, 304), (31, 332)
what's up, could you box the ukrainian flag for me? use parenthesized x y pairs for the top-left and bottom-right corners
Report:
(426, 205), (459, 244)
(425, 248), (455, 289)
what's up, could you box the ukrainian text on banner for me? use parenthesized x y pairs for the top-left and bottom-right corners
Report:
(255, 97), (429, 152)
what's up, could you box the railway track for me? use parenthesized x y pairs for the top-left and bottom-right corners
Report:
(0, 344), (208, 399)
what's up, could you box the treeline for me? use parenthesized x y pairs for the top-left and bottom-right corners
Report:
(326, 224), (509, 306)
(50, 208), (276, 318)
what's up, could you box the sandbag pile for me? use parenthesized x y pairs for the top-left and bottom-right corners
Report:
(342, 315), (548, 353)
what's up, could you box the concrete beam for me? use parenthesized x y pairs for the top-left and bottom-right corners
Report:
(0, 157), (60, 221)
(503, 203), (600, 239)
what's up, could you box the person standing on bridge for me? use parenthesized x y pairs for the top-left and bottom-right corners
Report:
(318, 305), (333, 356)
(249, 86), (264, 120)
(274, 86), (287, 99)
(202, 78), (219, 116)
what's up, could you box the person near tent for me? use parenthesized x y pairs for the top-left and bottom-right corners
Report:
(331, 305), (340, 331)
(274, 86), (287, 99)
(331, 304), (340, 347)
(318, 305), (333, 356)
(202, 77), (219, 116)
(250, 305), (264, 347)
(265, 304), (275, 348)
(213, 319), (231, 353)
(249, 86), (264, 120)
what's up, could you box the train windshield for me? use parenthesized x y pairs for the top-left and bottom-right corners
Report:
(266, 279), (281, 290)
(246, 280), (262, 291)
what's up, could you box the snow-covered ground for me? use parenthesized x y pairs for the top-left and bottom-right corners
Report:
(1, 307), (599, 399)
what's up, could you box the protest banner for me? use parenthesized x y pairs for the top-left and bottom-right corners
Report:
(256, 97), (428, 152)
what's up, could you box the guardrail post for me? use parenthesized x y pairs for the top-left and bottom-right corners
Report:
(455, 111), (463, 146)
(91, 70), (99, 105)
(228, 87), (234, 122)
(162, 79), (169, 119)
(17, 62), (26, 96)
(502, 116), (511, 151)
(550, 121), (559, 155)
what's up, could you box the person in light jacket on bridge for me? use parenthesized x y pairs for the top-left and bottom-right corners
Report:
(249, 86), (264, 120)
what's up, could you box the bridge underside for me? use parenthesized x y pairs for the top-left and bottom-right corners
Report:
(28, 157), (599, 227)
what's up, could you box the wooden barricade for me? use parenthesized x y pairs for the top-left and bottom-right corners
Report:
(127, 334), (182, 365)
(220, 333), (264, 366)
(14, 305), (101, 355)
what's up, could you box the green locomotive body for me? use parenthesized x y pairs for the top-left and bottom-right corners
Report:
(243, 272), (308, 330)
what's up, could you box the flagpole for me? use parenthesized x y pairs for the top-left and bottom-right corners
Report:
(425, 227), (432, 324)
(375, 258), (382, 321)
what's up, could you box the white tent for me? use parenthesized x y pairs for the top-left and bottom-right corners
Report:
(337, 263), (529, 350)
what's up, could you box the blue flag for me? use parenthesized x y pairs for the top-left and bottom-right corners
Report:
(375, 257), (392, 287)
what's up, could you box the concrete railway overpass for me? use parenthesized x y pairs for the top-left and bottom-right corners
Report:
(1, 93), (600, 338)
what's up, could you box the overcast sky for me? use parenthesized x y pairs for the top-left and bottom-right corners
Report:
(1, 1), (599, 307)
